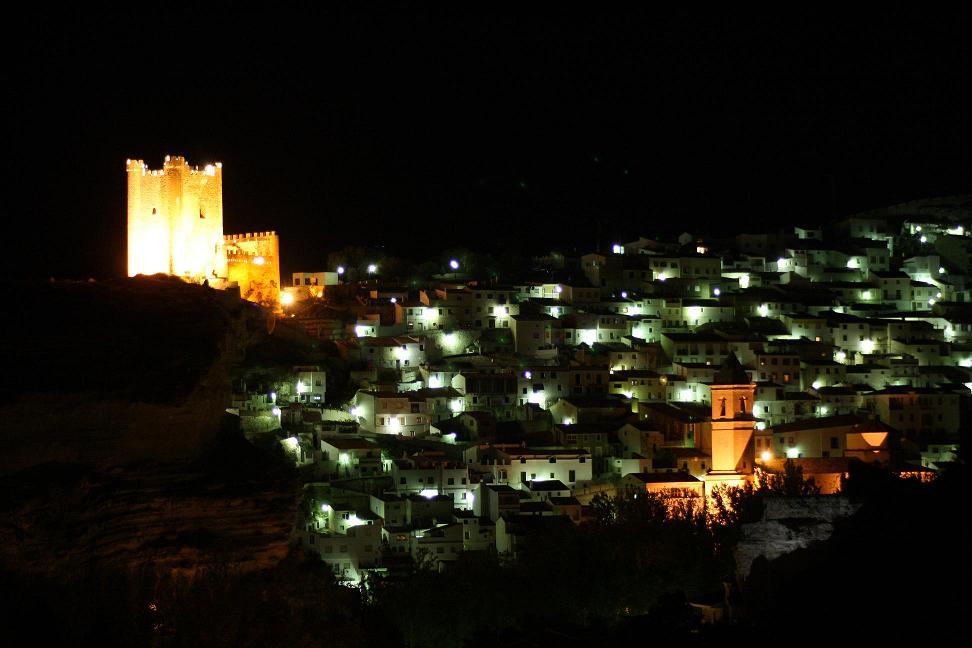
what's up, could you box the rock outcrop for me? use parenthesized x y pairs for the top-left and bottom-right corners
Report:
(0, 276), (299, 580)
(0, 276), (274, 474)
(734, 496), (860, 580)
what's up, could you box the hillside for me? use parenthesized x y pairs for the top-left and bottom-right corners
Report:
(0, 276), (311, 642)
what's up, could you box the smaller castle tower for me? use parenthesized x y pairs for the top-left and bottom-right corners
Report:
(703, 352), (757, 494)
(224, 231), (281, 308)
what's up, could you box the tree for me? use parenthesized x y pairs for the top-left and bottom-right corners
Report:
(762, 460), (821, 496)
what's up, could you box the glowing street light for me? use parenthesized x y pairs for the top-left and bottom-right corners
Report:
(760, 450), (772, 463)
(280, 292), (294, 306)
(336, 265), (345, 275)
(449, 259), (460, 270)
(367, 264), (377, 274)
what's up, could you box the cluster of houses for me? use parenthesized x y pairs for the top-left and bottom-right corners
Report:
(264, 202), (970, 584)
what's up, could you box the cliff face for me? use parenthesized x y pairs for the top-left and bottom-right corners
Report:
(0, 276), (268, 473)
(0, 276), (299, 580)
(733, 496), (860, 581)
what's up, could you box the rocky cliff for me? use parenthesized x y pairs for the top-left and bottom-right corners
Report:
(0, 277), (306, 641)
(0, 276), (275, 473)
(733, 496), (860, 581)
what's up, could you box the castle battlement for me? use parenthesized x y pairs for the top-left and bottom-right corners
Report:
(224, 231), (277, 241)
(127, 157), (222, 177)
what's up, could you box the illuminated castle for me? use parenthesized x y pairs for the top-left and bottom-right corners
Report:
(127, 156), (281, 307)
(127, 156), (226, 279)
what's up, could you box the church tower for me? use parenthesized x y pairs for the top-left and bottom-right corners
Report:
(704, 352), (756, 494)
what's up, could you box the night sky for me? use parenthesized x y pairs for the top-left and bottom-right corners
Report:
(8, 9), (971, 279)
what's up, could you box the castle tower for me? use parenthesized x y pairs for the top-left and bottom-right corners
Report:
(127, 156), (226, 280)
(224, 231), (282, 308)
(703, 352), (757, 494)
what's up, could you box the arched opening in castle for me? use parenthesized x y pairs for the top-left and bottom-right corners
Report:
(126, 155), (282, 308)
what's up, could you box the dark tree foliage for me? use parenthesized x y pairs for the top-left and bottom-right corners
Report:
(745, 460), (971, 641)
(1, 550), (365, 648)
(765, 460), (822, 497)
(363, 490), (729, 647)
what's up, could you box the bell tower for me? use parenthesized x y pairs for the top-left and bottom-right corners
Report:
(704, 352), (756, 494)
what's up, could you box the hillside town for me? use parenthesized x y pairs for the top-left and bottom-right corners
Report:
(229, 196), (970, 589)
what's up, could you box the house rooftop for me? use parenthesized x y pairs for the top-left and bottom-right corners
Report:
(322, 436), (379, 450)
(625, 471), (700, 484)
(770, 414), (866, 433)
(525, 479), (570, 491)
